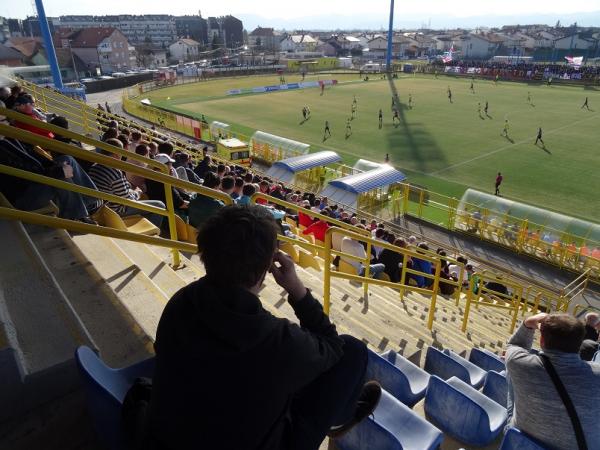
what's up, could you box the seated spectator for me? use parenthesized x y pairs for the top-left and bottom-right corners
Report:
(378, 238), (408, 282)
(101, 127), (119, 142)
(0, 103), (101, 223)
(126, 143), (150, 192)
(485, 278), (509, 296)
(298, 201), (315, 227)
(372, 228), (386, 259)
(506, 313), (600, 449)
(231, 177), (244, 200)
(256, 180), (270, 205)
(149, 205), (381, 449)
(145, 153), (190, 216)
(236, 183), (256, 206)
(173, 152), (201, 184)
(194, 155), (211, 180)
(148, 141), (158, 158)
(302, 216), (330, 242)
(447, 256), (467, 280)
(11, 94), (54, 139)
(579, 312), (600, 361)
(408, 243), (433, 288)
(88, 138), (165, 227)
(187, 171), (224, 228)
(219, 176), (235, 196)
(341, 236), (386, 278)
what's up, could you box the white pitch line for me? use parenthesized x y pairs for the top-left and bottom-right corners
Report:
(429, 112), (598, 175)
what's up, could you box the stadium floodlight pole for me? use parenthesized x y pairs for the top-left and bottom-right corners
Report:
(386, 0), (395, 72)
(34, 0), (64, 89)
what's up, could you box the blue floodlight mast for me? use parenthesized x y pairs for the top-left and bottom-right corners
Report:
(386, 0), (395, 71)
(34, 0), (64, 89)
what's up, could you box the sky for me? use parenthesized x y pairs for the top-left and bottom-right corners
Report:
(3, 0), (600, 30)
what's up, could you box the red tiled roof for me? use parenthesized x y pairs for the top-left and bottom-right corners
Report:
(69, 27), (117, 48)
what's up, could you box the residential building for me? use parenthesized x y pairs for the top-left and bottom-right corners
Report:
(55, 27), (135, 74)
(57, 15), (176, 48)
(553, 33), (597, 50)
(221, 16), (244, 49)
(280, 34), (318, 53)
(21, 16), (55, 38)
(460, 32), (504, 59)
(174, 14), (208, 46)
(248, 27), (280, 51)
(169, 38), (200, 63)
(5, 37), (47, 65)
(0, 17), (10, 43)
(0, 43), (23, 66)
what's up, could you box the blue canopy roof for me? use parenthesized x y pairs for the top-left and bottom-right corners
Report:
(266, 151), (341, 183)
(327, 166), (406, 194)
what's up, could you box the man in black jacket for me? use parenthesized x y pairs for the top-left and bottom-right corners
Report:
(150, 205), (380, 450)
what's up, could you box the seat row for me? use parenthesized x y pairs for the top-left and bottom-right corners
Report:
(74, 346), (548, 450)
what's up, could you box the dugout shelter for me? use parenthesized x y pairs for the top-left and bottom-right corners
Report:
(266, 151), (342, 185)
(250, 131), (310, 164)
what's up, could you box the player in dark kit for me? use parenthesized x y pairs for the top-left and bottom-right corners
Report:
(495, 172), (503, 196)
(534, 127), (545, 147)
(447, 87), (453, 103)
(581, 97), (590, 110)
(345, 118), (352, 138)
(323, 120), (331, 139)
(484, 101), (489, 115)
(378, 109), (383, 129)
(392, 109), (399, 125)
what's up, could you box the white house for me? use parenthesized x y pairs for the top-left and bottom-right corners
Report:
(534, 30), (560, 48)
(553, 34), (597, 50)
(169, 38), (200, 63)
(280, 34), (317, 53)
(461, 33), (503, 59)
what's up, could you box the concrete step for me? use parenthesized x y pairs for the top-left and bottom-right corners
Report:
(0, 220), (95, 421)
(28, 226), (154, 367)
(112, 239), (187, 299)
(71, 234), (169, 341)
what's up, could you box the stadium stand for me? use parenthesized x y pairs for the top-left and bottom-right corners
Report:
(1, 79), (599, 449)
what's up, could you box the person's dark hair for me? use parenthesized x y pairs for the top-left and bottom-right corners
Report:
(117, 134), (130, 148)
(234, 177), (244, 188)
(102, 127), (119, 141)
(131, 130), (142, 141)
(220, 176), (235, 191)
(540, 314), (585, 353)
(457, 256), (468, 265)
(386, 233), (395, 244)
(99, 138), (123, 155)
(157, 141), (173, 156)
(197, 205), (279, 288)
(217, 164), (226, 174)
(49, 115), (69, 129)
(242, 183), (256, 197)
(202, 171), (221, 189)
(107, 120), (119, 129)
(244, 173), (253, 183)
(375, 228), (385, 239)
(135, 144), (149, 156)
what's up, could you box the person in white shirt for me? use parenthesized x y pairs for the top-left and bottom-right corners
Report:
(341, 236), (385, 278)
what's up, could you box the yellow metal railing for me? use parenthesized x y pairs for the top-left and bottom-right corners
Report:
(322, 226), (443, 329)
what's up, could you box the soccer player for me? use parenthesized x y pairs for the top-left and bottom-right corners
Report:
(477, 102), (482, 117)
(353, 95), (357, 107)
(495, 74), (499, 85)
(320, 83), (325, 95)
(345, 118), (352, 137)
(470, 80), (475, 93)
(302, 107), (307, 121)
(581, 97), (590, 110)
(305, 105), (311, 118)
(351, 102), (357, 119)
(502, 119), (510, 138)
(385, 153), (390, 163)
(527, 91), (532, 105)
(484, 101), (489, 116)
(323, 120), (331, 139)
(391, 96), (395, 111)
(447, 87), (453, 103)
(495, 172), (503, 196)
(392, 108), (399, 125)
(408, 93), (413, 109)
(378, 109), (383, 129)
(534, 127), (545, 147)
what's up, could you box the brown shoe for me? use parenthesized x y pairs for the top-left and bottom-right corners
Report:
(328, 380), (382, 439)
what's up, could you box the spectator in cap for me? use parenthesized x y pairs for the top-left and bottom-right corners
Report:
(12, 94), (54, 139)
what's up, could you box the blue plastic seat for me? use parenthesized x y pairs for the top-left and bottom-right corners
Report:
(469, 347), (506, 372)
(424, 376), (507, 447)
(500, 427), (549, 449)
(482, 370), (508, 407)
(366, 349), (429, 407)
(75, 346), (155, 450)
(424, 347), (487, 389)
(336, 390), (444, 450)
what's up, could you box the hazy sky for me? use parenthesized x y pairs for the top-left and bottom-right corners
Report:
(4, 0), (600, 29)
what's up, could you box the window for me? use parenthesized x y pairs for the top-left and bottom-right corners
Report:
(231, 151), (249, 160)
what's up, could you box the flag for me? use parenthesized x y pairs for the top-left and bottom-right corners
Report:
(441, 45), (455, 64)
(565, 56), (584, 68)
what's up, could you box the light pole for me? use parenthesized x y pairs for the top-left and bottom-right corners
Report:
(386, 0), (395, 72)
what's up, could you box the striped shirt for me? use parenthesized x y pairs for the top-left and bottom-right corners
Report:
(89, 163), (139, 214)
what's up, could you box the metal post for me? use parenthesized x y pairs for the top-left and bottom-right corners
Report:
(34, 0), (64, 89)
(386, 0), (395, 72)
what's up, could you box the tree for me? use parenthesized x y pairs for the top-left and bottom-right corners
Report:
(555, 20), (561, 29)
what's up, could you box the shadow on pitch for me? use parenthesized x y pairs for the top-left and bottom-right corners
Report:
(386, 76), (448, 173)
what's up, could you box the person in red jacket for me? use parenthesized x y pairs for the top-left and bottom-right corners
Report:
(303, 216), (330, 242)
(11, 94), (54, 139)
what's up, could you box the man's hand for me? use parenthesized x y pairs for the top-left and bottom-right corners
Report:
(62, 162), (73, 179)
(524, 312), (548, 330)
(270, 251), (306, 301)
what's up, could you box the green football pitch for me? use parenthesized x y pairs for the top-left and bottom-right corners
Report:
(147, 73), (600, 223)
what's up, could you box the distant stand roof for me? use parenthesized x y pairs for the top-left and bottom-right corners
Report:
(327, 165), (406, 194)
(266, 151), (341, 184)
